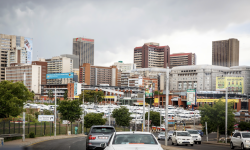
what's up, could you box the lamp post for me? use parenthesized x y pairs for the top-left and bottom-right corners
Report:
(82, 86), (84, 134)
(225, 87), (228, 143)
(54, 88), (57, 137)
(165, 67), (169, 146)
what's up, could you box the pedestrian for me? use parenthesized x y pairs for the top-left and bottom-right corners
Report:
(75, 125), (78, 135)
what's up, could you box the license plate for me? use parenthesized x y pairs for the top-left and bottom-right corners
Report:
(99, 136), (108, 139)
(183, 141), (189, 143)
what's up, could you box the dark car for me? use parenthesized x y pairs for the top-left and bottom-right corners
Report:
(86, 125), (116, 150)
(197, 130), (204, 137)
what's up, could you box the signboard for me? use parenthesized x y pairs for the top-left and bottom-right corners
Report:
(216, 77), (244, 93)
(38, 115), (54, 122)
(187, 89), (196, 105)
(24, 37), (33, 64)
(197, 99), (239, 103)
(46, 72), (74, 79)
(62, 120), (70, 124)
(154, 98), (159, 103)
(145, 84), (153, 97)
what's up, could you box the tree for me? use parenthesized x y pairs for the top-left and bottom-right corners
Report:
(79, 90), (104, 103)
(48, 90), (54, 102)
(238, 121), (250, 131)
(145, 98), (154, 107)
(112, 106), (132, 127)
(56, 98), (60, 105)
(199, 99), (236, 142)
(145, 111), (162, 126)
(0, 80), (34, 118)
(84, 113), (106, 128)
(57, 99), (83, 133)
(64, 90), (68, 100)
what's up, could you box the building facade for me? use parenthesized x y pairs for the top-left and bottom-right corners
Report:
(60, 54), (79, 69)
(169, 65), (250, 94)
(134, 42), (170, 68)
(5, 63), (41, 94)
(170, 53), (196, 68)
(79, 63), (118, 86)
(32, 61), (47, 85)
(212, 38), (239, 67)
(113, 61), (136, 72)
(72, 37), (94, 66)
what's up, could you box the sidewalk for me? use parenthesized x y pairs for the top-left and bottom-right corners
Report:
(3, 134), (86, 147)
(203, 141), (230, 146)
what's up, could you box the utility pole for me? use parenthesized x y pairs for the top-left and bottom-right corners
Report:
(54, 88), (57, 137)
(148, 104), (150, 132)
(143, 92), (145, 132)
(165, 67), (169, 146)
(225, 87), (228, 143)
(82, 87), (84, 134)
(23, 72), (26, 142)
(109, 92), (111, 126)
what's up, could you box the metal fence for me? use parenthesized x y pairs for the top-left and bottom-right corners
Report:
(0, 121), (85, 137)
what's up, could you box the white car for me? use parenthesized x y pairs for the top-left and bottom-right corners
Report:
(187, 130), (202, 144)
(231, 131), (250, 149)
(171, 131), (194, 146)
(158, 132), (165, 140)
(101, 132), (163, 150)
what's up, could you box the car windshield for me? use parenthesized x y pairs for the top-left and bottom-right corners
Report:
(242, 133), (250, 138)
(91, 127), (115, 133)
(177, 132), (191, 136)
(169, 131), (174, 133)
(188, 130), (199, 134)
(112, 134), (157, 145)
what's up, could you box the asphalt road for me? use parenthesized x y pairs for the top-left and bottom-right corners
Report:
(30, 137), (86, 150)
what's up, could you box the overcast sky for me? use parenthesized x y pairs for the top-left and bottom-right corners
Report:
(1, 0), (250, 67)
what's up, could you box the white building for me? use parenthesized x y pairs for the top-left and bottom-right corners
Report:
(5, 63), (41, 94)
(113, 61), (136, 72)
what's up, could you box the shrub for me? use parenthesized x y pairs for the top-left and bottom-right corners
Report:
(29, 132), (35, 138)
(35, 112), (40, 119)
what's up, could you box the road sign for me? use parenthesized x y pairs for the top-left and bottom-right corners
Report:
(62, 120), (70, 124)
(38, 115), (54, 122)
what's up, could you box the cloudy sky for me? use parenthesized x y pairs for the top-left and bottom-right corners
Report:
(1, 0), (250, 66)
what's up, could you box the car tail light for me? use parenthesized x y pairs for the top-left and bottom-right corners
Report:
(89, 135), (96, 140)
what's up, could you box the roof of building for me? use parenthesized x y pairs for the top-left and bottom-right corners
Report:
(170, 53), (192, 57)
(171, 64), (231, 71)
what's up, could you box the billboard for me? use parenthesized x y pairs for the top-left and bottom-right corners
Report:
(145, 84), (153, 97)
(216, 77), (244, 93)
(187, 89), (196, 105)
(38, 115), (54, 122)
(24, 37), (33, 64)
(46, 72), (74, 79)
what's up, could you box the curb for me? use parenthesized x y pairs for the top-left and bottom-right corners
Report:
(203, 142), (230, 147)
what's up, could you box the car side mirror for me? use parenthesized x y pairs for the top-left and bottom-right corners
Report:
(237, 136), (241, 138)
(100, 143), (107, 148)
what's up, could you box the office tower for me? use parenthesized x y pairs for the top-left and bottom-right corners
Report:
(134, 42), (170, 68)
(0, 34), (33, 81)
(170, 53), (196, 68)
(79, 63), (118, 86)
(72, 37), (94, 66)
(61, 54), (79, 69)
(45, 56), (73, 74)
(32, 61), (47, 85)
(212, 38), (239, 67)
(5, 63), (41, 94)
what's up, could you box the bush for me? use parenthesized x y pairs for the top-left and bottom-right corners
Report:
(35, 112), (40, 119)
(29, 132), (35, 138)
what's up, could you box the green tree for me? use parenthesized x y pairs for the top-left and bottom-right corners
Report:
(43, 109), (53, 115)
(0, 80), (34, 118)
(199, 99), (236, 142)
(145, 111), (162, 126)
(84, 113), (106, 128)
(64, 90), (68, 100)
(154, 91), (161, 95)
(112, 106), (132, 128)
(145, 98), (154, 107)
(79, 90), (104, 103)
(48, 90), (54, 102)
(56, 98), (60, 105)
(57, 99), (83, 132)
(238, 121), (250, 131)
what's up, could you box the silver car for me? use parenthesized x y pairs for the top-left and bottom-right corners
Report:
(86, 125), (116, 150)
(158, 132), (165, 140)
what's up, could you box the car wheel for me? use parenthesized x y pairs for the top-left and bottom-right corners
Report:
(194, 141), (197, 144)
(191, 144), (193, 146)
(176, 141), (179, 146)
(199, 141), (201, 144)
(172, 141), (174, 145)
(241, 143), (245, 150)
(230, 142), (234, 149)
(185, 144), (188, 146)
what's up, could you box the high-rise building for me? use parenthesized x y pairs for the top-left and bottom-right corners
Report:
(72, 37), (94, 66)
(79, 63), (118, 86)
(134, 42), (170, 68)
(0, 34), (33, 81)
(5, 63), (41, 94)
(212, 38), (239, 67)
(60, 54), (79, 69)
(44, 56), (73, 74)
(32, 61), (47, 85)
(170, 53), (196, 68)
(113, 61), (136, 72)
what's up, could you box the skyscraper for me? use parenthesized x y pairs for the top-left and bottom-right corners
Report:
(212, 38), (239, 67)
(72, 37), (94, 66)
(134, 42), (170, 68)
(0, 34), (33, 81)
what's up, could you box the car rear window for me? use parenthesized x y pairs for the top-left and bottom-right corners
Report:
(113, 134), (157, 145)
(91, 127), (115, 133)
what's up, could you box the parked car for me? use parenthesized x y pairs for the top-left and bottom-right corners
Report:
(197, 130), (204, 137)
(158, 132), (165, 140)
(186, 129), (202, 144)
(101, 132), (163, 150)
(171, 131), (194, 146)
(230, 131), (250, 149)
(86, 125), (116, 150)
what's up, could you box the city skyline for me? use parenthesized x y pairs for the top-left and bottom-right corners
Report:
(1, 0), (250, 67)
